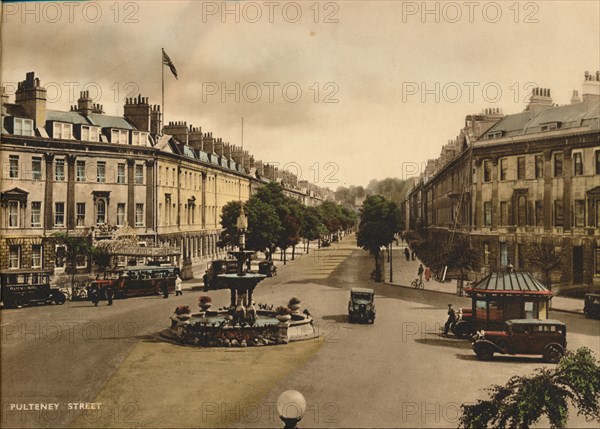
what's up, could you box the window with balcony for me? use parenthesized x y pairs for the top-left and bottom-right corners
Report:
(500, 243), (508, 266)
(574, 200), (585, 227)
(517, 157), (526, 180)
(8, 201), (19, 228)
(135, 165), (144, 184)
(53, 122), (73, 140)
(116, 203), (125, 226)
(76, 160), (86, 182)
(484, 202), (492, 226)
(135, 204), (144, 226)
(97, 162), (106, 183)
(517, 195), (527, 226)
(96, 199), (106, 224)
(117, 164), (126, 184)
(9, 155), (19, 178)
(55, 159), (65, 181)
(573, 152), (584, 176)
(483, 243), (490, 265)
(499, 159), (508, 181)
(54, 202), (65, 227)
(554, 200), (563, 227)
(535, 155), (544, 179)
(31, 202), (41, 227)
(500, 202), (508, 226)
(553, 152), (563, 177)
(13, 118), (34, 136)
(483, 161), (492, 182)
(32, 157), (42, 180)
(535, 201), (543, 226)
(8, 246), (20, 269)
(31, 245), (42, 268)
(76, 203), (86, 227)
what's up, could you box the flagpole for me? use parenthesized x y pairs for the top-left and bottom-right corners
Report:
(161, 48), (165, 133)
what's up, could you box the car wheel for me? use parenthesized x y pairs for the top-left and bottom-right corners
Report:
(15, 299), (25, 309)
(543, 344), (563, 363)
(53, 292), (66, 305)
(475, 344), (494, 361)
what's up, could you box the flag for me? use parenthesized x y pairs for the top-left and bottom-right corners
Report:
(162, 49), (178, 79)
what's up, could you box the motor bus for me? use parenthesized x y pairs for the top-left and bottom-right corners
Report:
(1, 270), (66, 309)
(88, 265), (180, 299)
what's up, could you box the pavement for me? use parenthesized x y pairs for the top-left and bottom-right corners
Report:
(380, 241), (586, 315)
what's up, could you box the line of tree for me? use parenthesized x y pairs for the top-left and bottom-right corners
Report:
(335, 177), (413, 206)
(218, 182), (357, 264)
(356, 194), (403, 282)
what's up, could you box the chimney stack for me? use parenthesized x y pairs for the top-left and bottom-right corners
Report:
(15, 72), (47, 129)
(150, 105), (162, 136)
(202, 132), (215, 154)
(525, 87), (554, 112)
(124, 94), (151, 132)
(77, 90), (93, 116)
(570, 90), (581, 104)
(582, 70), (600, 104)
(163, 121), (188, 144)
(188, 125), (203, 151)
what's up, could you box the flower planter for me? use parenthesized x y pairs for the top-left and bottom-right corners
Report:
(288, 303), (301, 313)
(200, 303), (212, 312)
(276, 314), (292, 324)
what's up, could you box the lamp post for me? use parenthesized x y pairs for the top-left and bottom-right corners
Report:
(389, 242), (393, 283)
(236, 207), (248, 276)
(277, 390), (306, 429)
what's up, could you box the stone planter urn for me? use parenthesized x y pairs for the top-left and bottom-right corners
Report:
(200, 302), (212, 312)
(276, 314), (292, 325)
(288, 303), (301, 314)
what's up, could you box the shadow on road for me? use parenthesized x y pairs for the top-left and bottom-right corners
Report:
(322, 314), (348, 323)
(456, 354), (547, 364)
(414, 337), (472, 350)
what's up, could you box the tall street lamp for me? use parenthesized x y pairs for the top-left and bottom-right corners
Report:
(236, 206), (248, 276)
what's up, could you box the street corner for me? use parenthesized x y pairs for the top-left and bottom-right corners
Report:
(72, 335), (324, 428)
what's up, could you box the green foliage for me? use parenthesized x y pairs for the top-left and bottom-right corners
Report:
(301, 205), (326, 241)
(218, 201), (244, 248)
(526, 240), (564, 290)
(357, 195), (402, 282)
(245, 198), (282, 253)
(460, 347), (600, 429)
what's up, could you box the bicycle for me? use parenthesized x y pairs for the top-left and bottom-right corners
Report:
(411, 277), (424, 289)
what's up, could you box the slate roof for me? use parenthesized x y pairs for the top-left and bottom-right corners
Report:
(46, 110), (91, 125)
(465, 271), (552, 296)
(87, 113), (135, 130)
(480, 99), (599, 141)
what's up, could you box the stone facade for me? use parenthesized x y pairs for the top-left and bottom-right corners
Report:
(406, 72), (600, 292)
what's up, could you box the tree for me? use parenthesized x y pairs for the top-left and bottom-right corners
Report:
(218, 201), (244, 249)
(526, 240), (563, 290)
(356, 195), (402, 282)
(52, 231), (95, 289)
(277, 199), (303, 263)
(460, 347), (600, 429)
(442, 235), (480, 288)
(245, 198), (282, 258)
(301, 205), (326, 254)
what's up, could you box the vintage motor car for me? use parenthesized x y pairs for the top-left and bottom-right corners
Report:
(472, 319), (567, 363)
(258, 261), (277, 277)
(450, 307), (474, 339)
(584, 293), (600, 319)
(203, 259), (239, 291)
(348, 287), (376, 323)
(1, 270), (66, 309)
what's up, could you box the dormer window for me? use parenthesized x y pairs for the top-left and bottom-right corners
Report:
(80, 125), (100, 142)
(487, 131), (503, 139)
(131, 131), (148, 146)
(110, 129), (129, 144)
(12, 118), (34, 136)
(53, 122), (73, 140)
(541, 122), (560, 132)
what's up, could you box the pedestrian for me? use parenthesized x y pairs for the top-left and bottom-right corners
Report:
(417, 264), (424, 284)
(203, 272), (209, 292)
(106, 283), (114, 306)
(175, 274), (183, 296)
(404, 247), (410, 262)
(163, 281), (169, 298)
(411, 250), (416, 261)
(424, 266), (431, 282)
(89, 282), (99, 307)
(443, 304), (456, 336)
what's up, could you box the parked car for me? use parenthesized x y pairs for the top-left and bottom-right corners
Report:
(584, 293), (600, 319)
(204, 259), (239, 290)
(348, 287), (376, 323)
(472, 319), (567, 363)
(258, 261), (277, 277)
(1, 270), (66, 309)
(450, 308), (474, 339)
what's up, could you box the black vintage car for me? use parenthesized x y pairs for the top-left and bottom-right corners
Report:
(348, 287), (376, 323)
(1, 270), (66, 309)
(203, 259), (239, 291)
(584, 293), (600, 319)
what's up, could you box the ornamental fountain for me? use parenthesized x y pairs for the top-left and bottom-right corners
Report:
(161, 207), (316, 347)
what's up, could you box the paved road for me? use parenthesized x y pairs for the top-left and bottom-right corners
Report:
(1, 235), (598, 428)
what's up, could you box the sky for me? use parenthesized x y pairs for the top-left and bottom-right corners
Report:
(2, 0), (599, 188)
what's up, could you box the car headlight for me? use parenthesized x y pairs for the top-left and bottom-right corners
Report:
(367, 304), (372, 310)
(354, 304), (359, 310)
